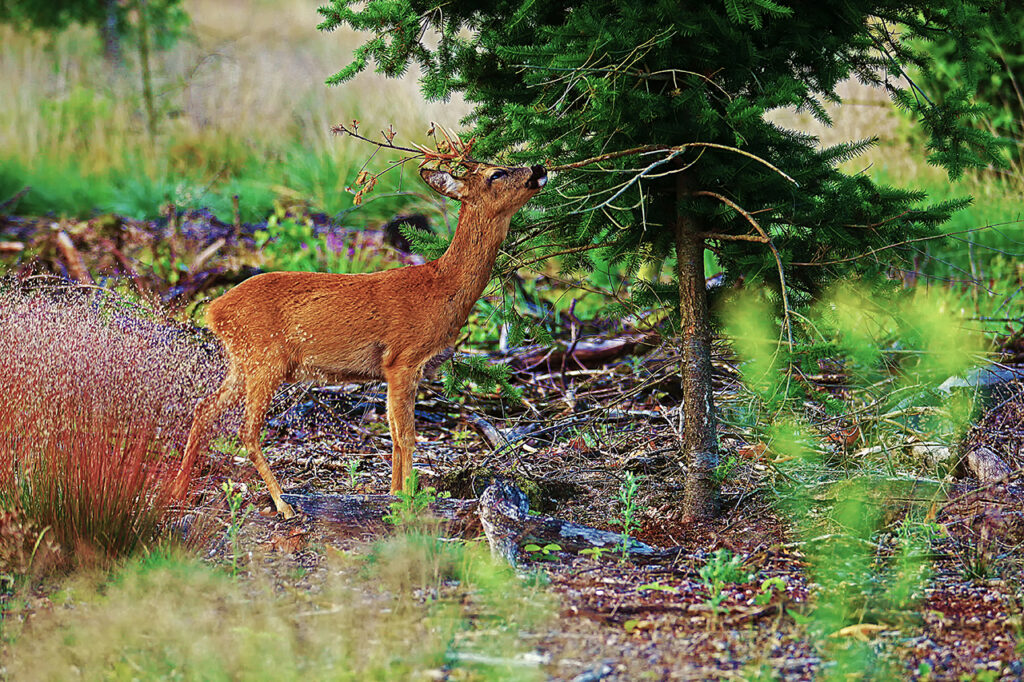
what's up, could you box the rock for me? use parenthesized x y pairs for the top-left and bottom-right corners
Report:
(571, 662), (615, 682)
(966, 446), (1012, 483)
(911, 442), (956, 471)
(937, 365), (1024, 395)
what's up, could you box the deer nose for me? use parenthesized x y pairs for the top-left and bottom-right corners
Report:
(526, 165), (547, 189)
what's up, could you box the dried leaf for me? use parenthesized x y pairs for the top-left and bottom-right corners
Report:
(829, 623), (888, 641)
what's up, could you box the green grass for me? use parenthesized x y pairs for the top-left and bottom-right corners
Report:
(0, 1), (468, 224)
(3, 533), (550, 681)
(860, 168), (1024, 337)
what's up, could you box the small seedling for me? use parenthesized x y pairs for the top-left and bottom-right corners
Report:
(754, 577), (787, 605)
(346, 459), (360, 487)
(523, 543), (562, 562)
(712, 454), (738, 485)
(615, 472), (643, 562)
(699, 549), (753, 614)
(383, 470), (449, 526)
(638, 581), (679, 594)
(222, 479), (254, 577)
(451, 429), (473, 448)
(579, 546), (613, 560)
(212, 436), (246, 460)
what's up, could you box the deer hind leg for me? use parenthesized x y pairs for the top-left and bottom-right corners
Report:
(238, 364), (295, 518)
(385, 365), (421, 494)
(173, 365), (245, 498)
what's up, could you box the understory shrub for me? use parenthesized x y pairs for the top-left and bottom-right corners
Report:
(0, 282), (224, 569)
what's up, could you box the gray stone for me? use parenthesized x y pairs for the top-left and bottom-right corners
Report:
(937, 365), (1024, 395)
(911, 442), (956, 470)
(966, 446), (1012, 483)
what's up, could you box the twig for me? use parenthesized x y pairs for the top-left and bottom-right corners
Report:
(548, 142), (798, 186)
(331, 120), (422, 155)
(54, 231), (92, 284)
(0, 186), (30, 213)
(789, 223), (1014, 267)
(692, 190), (794, 348)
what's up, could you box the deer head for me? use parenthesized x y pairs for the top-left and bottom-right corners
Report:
(420, 163), (547, 215)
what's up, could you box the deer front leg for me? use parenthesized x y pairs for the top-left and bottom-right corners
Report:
(239, 368), (295, 519)
(173, 367), (244, 499)
(385, 366), (420, 494)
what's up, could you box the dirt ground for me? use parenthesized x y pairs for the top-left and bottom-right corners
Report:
(185, 345), (1024, 682)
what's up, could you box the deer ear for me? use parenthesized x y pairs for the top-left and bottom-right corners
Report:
(420, 169), (466, 200)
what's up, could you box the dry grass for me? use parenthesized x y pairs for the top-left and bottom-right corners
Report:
(0, 282), (225, 566)
(766, 79), (949, 184)
(0, 0), (469, 216)
(4, 534), (550, 681)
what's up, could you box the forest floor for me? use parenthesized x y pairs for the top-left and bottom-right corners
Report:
(186, 339), (1024, 681)
(2, 211), (1023, 680)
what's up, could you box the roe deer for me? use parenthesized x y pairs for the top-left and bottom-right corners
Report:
(173, 162), (547, 517)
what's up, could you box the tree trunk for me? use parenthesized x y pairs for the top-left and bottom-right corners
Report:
(100, 0), (122, 65)
(136, 0), (157, 140)
(674, 173), (719, 520)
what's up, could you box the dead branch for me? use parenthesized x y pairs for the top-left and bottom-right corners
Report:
(508, 333), (659, 374)
(547, 142), (797, 186)
(282, 480), (694, 567)
(54, 231), (93, 283)
(691, 189), (794, 348)
(0, 187), (30, 213)
(331, 120), (478, 205)
(700, 232), (769, 243)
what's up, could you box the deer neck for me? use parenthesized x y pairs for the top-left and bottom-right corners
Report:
(434, 202), (512, 320)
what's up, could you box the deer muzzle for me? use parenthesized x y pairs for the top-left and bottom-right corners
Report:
(526, 165), (547, 189)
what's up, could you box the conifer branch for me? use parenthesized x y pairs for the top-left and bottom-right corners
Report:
(547, 142), (798, 185)
(700, 232), (770, 243)
(693, 190), (793, 347)
(512, 242), (614, 268)
(790, 223), (1001, 267)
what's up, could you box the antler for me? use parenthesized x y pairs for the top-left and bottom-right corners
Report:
(332, 119), (478, 205)
(413, 123), (477, 170)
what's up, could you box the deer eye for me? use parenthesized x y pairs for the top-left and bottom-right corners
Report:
(488, 169), (508, 183)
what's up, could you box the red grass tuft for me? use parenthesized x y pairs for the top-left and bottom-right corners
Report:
(0, 282), (225, 567)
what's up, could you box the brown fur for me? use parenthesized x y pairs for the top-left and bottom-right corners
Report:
(173, 162), (547, 517)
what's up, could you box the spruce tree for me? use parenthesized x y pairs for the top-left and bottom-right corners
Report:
(318, 0), (1005, 519)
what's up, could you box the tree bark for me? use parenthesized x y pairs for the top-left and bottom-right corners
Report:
(136, 0), (157, 140)
(674, 173), (719, 520)
(100, 0), (122, 65)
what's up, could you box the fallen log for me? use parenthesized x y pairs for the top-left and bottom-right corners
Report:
(280, 492), (479, 530)
(282, 480), (692, 566)
(507, 333), (659, 374)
